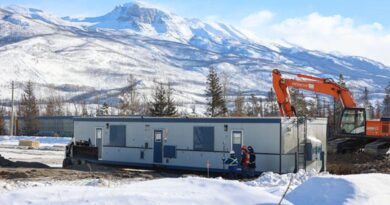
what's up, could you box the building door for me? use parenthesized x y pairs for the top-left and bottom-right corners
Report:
(153, 130), (163, 163)
(232, 131), (243, 161)
(96, 128), (103, 159)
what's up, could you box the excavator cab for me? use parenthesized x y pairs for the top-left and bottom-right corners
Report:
(339, 108), (366, 135)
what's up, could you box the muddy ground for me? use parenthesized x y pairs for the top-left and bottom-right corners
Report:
(0, 144), (205, 182)
(0, 165), (181, 181)
(327, 152), (390, 174)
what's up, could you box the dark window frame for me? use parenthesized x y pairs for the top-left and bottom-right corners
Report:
(109, 125), (126, 147)
(193, 126), (214, 151)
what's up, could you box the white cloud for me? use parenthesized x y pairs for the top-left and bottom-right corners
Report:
(239, 12), (390, 66)
(240, 10), (274, 29)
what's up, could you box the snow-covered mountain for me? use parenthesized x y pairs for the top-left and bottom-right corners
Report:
(0, 2), (389, 113)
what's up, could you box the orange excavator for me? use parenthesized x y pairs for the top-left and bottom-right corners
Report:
(272, 69), (390, 139)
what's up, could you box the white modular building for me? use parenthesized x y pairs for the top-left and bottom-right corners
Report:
(70, 116), (327, 174)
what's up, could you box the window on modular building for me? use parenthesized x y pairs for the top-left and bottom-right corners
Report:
(109, 125), (126, 146)
(193, 127), (214, 151)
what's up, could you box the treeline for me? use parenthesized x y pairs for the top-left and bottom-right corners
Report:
(1, 70), (390, 136)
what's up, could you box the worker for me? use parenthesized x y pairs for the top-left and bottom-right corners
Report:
(247, 146), (256, 178)
(240, 145), (250, 178)
(223, 150), (239, 179)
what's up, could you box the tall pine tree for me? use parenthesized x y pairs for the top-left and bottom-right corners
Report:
(149, 82), (177, 116)
(266, 88), (278, 116)
(101, 102), (109, 115)
(165, 82), (177, 116)
(20, 81), (39, 135)
(205, 68), (227, 117)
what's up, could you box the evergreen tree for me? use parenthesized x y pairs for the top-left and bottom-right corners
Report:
(266, 88), (278, 116)
(383, 82), (390, 117)
(165, 82), (177, 116)
(205, 68), (227, 117)
(150, 82), (167, 116)
(232, 90), (245, 116)
(20, 81), (39, 135)
(101, 102), (109, 115)
(149, 82), (177, 116)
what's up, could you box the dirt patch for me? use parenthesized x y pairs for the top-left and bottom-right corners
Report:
(0, 159), (184, 181)
(0, 154), (50, 168)
(0, 166), (164, 181)
(327, 153), (390, 174)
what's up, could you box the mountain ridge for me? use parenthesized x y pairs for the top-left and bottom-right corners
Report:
(0, 2), (389, 113)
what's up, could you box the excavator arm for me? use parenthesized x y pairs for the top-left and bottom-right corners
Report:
(272, 69), (357, 117)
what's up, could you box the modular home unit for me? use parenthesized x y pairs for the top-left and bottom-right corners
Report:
(73, 116), (327, 174)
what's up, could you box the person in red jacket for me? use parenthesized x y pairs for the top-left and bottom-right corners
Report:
(240, 145), (250, 178)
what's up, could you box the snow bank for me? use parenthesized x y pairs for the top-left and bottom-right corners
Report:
(0, 177), (291, 205)
(1, 173), (390, 204)
(246, 169), (326, 196)
(0, 136), (71, 147)
(286, 174), (390, 205)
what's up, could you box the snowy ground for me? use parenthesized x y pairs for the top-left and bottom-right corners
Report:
(1, 172), (390, 205)
(0, 136), (71, 167)
(1, 136), (390, 204)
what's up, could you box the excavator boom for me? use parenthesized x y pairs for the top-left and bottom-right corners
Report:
(272, 69), (389, 138)
(272, 69), (357, 117)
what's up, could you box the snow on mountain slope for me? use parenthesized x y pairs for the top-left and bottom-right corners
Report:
(0, 2), (389, 113)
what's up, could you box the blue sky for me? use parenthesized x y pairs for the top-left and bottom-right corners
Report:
(1, 0), (390, 65)
(1, 0), (389, 26)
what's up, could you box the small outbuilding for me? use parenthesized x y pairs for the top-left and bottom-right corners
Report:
(70, 116), (327, 174)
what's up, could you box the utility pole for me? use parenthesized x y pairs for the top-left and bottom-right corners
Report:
(10, 81), (14, 136)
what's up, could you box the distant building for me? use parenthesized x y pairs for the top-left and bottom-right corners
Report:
(4, 116), (74, 137)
